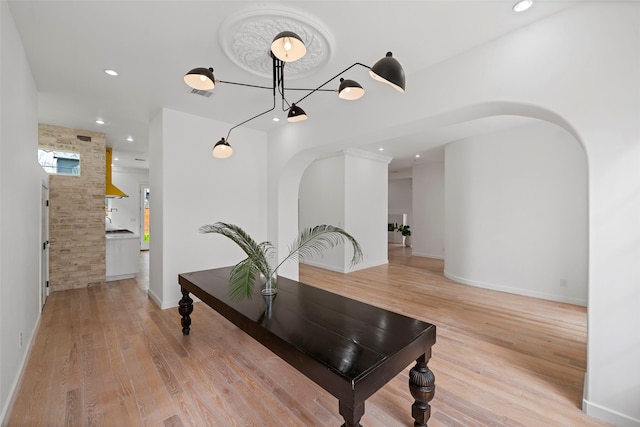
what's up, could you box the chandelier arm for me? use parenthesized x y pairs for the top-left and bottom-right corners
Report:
(217, 80), (274, 90)
(225, 91), (277, 141)
(293, 62), (371, 105)
(283, 88), (336, 92)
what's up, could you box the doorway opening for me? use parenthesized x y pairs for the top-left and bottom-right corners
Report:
(141, 186), (150, 250)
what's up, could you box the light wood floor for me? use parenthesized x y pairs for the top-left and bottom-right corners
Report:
(4, 246), (611, 426)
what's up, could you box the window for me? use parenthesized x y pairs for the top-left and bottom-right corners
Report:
(38, 149), (80, 175)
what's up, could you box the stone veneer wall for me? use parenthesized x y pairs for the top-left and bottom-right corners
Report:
(39, 124), (106, 291)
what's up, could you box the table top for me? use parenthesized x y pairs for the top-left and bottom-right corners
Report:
(179, 267), (436, 403)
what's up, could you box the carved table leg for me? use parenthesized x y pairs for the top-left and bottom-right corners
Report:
(178, 288), (193, 335)
(409, 350), (436, 427)
(339, 400), (364, 427)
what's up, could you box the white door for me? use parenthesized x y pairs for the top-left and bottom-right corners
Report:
(41, 183), (49, 309)
(140, 185), (150, 250)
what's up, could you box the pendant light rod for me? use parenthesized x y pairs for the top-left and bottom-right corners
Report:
(293, 62), (370, 105)
(217, 80), (334, 92)
(225, 56), (279, 141)
(225, 93), (276, 141)
(217, 80), (273, 90)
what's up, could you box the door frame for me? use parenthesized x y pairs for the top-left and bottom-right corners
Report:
(41, 180), (49, 310)
(140, 184), (150, 250)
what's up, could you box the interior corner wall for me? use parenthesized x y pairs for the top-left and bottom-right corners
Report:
(412, 162), (445, 259)
(299, 154), (346, 271)
(299, 150), (389, 272)
(444, 122), (588, 306)
(0, 2), (41, 421)
(344, 151), (389, 270)
(148, 110), (164, 306)
(149, 108), (268, 309)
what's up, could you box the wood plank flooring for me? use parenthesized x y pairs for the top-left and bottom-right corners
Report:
(3, 246), (611, 426)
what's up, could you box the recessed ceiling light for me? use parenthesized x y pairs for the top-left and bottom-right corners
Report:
(512, 0), (533, 12)
(272, 117), (280, 122)
(415, 154), (421, 158)
(126, 136), (134, 142)
(114, 157), (119, 161)
(95, 119), (105, 125)
(378, 148), (384, 151)
(104, 69), (118, 76)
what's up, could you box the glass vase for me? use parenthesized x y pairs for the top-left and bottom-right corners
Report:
(260, 273), (277, 296)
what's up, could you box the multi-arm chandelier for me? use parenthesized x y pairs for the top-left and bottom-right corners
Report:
(184, 31), (405, 159)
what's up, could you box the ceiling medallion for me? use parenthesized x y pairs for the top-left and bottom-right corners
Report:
(219, 6), (334, 79)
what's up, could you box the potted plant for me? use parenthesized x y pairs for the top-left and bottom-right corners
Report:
(397, 224), (411, 247)
(199, 222), (363, 300)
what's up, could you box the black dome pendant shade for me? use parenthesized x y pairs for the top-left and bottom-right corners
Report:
(338, 78), (365, 100)
(184, 67), (215, 91)
(271, 31), (307, 63)
(287, 103), (308, 122)
(369, 52), (405, 93)
(212, 137), (233, 159)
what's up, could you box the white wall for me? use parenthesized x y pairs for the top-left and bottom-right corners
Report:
(444, 122), (588, 305)
(299, 153), (346, 270)
(344, 150), (390, 270)
(299, 149), (390, 272)
(266, 4), (640, 424)
(0, 2), (42, 421)
(412, 162), (445, 259)
(149, 109), (268, 309)
(109, 168), (149, 238)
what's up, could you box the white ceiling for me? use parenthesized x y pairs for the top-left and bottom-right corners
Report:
(8, 0), (580, 171)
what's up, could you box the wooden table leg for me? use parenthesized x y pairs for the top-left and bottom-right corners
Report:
(339, 400), (364, 427)
(179, 288), (193, 335)
(409, 350), (435, 427)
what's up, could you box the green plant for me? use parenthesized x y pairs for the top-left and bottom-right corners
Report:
(397, 225), (411, 237)
(199, 222), (363, 301)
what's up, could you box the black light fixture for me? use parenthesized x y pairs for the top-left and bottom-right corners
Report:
(184, 67), (215, 91)
(212, 137), (233, 159)
(287, 103), (307, 122)
(270, 31), (307, 63)
(338, 78), (365, 100)
(369, 52), (405, 93)
(184, 31), (405, 159)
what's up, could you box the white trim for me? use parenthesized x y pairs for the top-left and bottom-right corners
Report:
(444, 270), (587, 306)
(301, 258), (388, 274)
(411, 251), (445, 260)
(0, 314), (41, 425)
(147, 287), (201, 310)
(583, 398), (640, 427)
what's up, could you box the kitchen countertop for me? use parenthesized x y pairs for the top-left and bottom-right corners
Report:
(106, 229), (139, 240)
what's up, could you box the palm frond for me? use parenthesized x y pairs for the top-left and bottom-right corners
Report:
(199, 222), (271, 275)
(228, 258), (258, 301)
(276, 225), (364, 272)
(201, 222), (363, 300)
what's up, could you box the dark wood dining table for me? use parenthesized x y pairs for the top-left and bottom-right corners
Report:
(178, 267), (436, 426)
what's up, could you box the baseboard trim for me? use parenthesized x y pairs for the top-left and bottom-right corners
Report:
(302, 259), (388, 273)
(583, 398), (640, 427)
(0, 313), (42, 425)
(147, 287), (201, 310)
(443, 270), (587, 306)
(411, 251), (445, 260)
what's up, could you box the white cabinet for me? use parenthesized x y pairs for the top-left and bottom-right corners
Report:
(106, 235), (139, 281)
